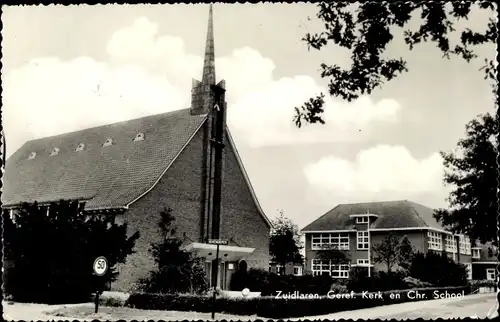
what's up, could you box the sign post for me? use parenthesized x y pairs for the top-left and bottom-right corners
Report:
(208, 239), (228, 319)
(92, 256), (108, 314)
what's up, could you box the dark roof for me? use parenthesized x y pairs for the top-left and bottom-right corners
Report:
(2, 108), (271, 227)
(301, 200), (444, 232)
(2, 109), (206, 210)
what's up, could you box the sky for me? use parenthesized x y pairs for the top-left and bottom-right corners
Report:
(1, 4), (496, 229)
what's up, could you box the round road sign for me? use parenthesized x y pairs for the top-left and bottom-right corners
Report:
(93, 256), (108, 276)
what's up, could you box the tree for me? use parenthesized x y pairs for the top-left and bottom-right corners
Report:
(316, 244), (350, 266)
(3, 200), (139, 304)
(269, 210), (304, 266)
(409, 251), (467, 287)
(137, 207), (208, 294)
(432, 112), (498, 246)
(372, 234), (415, 273)
(294, 2), (496, 127)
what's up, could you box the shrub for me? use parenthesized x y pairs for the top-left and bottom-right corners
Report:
(409, 251), (467, 287)
(469, 279), (496, 287)
(403, 276), (433, 288)
(135, 208), (208, 294)
(347, 268), (409, 292)
(329, 283), (348, 294)
(3, 200), (139, 304)
(126, 285), (471, 318)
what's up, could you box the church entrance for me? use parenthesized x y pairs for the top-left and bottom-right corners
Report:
(204, 261), (231, 290)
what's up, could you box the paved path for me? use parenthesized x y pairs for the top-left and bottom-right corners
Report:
(3, 293), (497, 321)
(294, 293), (498, 320)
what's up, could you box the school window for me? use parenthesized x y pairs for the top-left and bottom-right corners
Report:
(311, 259), (349, 278)
(293, 266), (302, 276)
(311, 233), (350, 250)
(486, 268), (496, 281)
(445, 235), (457, 253)
(356, 216), (368, 224)
(427, 231), (442, 251)
(357, 231), (369, 250)
(357, 259), (370, 265)
(472, 249), (480, 259)
(459, 236), (471, 255)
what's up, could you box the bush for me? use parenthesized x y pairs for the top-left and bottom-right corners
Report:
(469, 279), (497, 287)
(3, 200), (139, 304)
(347, 268), (409, 292)
(403, 276), (433, 288)
(409, 251), (467, 287)
(135, 208), (208, 294)
(245, 269), (333, 296)
(126, 285), (471, 318)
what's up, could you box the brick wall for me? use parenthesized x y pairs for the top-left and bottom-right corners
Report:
(219, 132), (270, 270)
(112, 126), (270, 291)
(113, 128), (205, 292)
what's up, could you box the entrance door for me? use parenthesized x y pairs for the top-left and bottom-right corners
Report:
(220, 262), (227, 290)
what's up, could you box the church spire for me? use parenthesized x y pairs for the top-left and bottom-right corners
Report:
(202, 4), (216, 86)
(190, 4), (219, 115)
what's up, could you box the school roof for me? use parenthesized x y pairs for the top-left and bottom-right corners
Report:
(301, 200), (445, 232)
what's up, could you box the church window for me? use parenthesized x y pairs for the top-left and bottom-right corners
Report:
(50, 148), (60, 156)
(28, 152), (36, 160)
(75, 143), (85, 152)
(103, 138), (113, 147)
(134, 132), (145, 141)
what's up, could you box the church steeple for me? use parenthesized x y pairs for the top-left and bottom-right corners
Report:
(202, 4), (216, 86)
(190, 4), (217, 115)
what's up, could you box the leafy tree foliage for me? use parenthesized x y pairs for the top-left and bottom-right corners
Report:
(136, 207), (208, 294)
(372, 234), (415, 273)
(295, 2), (496, 127)
(433, 113), (498, 246)
(3, 200), (139, 304)
(269, 210), (304, 266)
(316, 244), (350, 266)
(409, 251), (468, 287)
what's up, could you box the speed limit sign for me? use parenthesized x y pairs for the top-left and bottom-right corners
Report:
(93, 256), (108, 276)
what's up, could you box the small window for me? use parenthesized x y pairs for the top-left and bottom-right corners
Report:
(357, 259), (370, 265)
(486, 268), (496, 281)
(75, 143), (85, 152)
(103, 138), (113, 147)
(133, 132), (145, 142)
(356, 217), (369, 224)
(28, 152), (36, 160)
(50, 148), (60, 156)
(472, 249), (480, 259)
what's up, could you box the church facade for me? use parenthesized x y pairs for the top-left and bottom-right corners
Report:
(1, 5), (271, 292)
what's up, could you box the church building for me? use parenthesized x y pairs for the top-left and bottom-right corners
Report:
(1, 5), (271, 292)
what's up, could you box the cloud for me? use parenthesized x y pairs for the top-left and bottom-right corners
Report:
(4, 17), (402, 156)
(304, 145), (446, 202)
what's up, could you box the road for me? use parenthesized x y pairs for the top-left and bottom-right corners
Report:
(294, 293), (498, 320)
(3, 293), (497, 320)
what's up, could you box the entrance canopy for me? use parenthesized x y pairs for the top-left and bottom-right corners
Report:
(183, 242), (255, 262)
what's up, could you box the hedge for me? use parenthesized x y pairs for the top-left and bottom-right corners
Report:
(126, 285), (471, 318)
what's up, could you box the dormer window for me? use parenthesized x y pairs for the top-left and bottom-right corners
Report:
(75, 143), (85, 152)
(103, 138), (113, 147)
(28, 152), (36, 160)
(50, 148), (60, 156)
(134, 132), (145, 142)
(356, 216), (369, 224)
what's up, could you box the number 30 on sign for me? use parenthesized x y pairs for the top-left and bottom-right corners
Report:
(93, 256), (108, 276)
